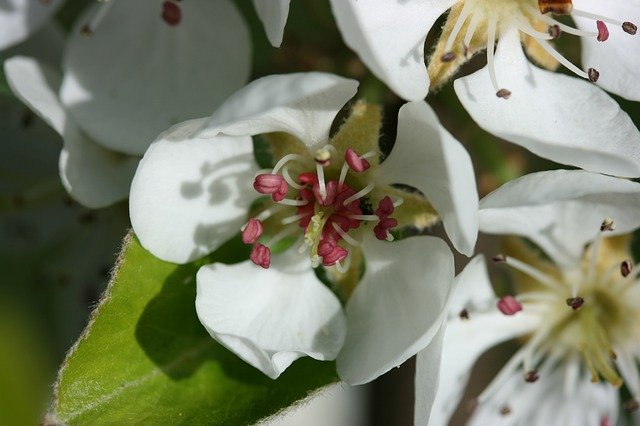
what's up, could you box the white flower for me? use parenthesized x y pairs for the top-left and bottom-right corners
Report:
(329, 0), (640, 177)
(3, 0), (251, 208)
(415, 169), (640, 425)
(0, 0), (62, 51)
(129, 72), (479, 383)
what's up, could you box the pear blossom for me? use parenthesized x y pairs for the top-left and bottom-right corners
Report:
(4, 0), (251, 208)
(415, 169), (640, 425)
(0, 0), (62, 51)
(329, 0), (640, 177)
(130, 72), (479, 383)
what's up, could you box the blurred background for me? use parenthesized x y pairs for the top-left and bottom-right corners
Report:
(1, 0), (639, 424)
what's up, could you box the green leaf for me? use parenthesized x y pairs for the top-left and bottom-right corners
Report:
(52, 233), (338, 424)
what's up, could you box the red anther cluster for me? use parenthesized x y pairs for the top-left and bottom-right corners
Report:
(297, 176), (364, 266)
(596, 20), (609, 42)
(242, 219), (270, 267)
(253, 173), (288, 202)
(374, 196), (398, 241)
(497, 295), (523, 316)
(161, 1), (182, 26)
(250, 243), (270, 269)
(345, 149), (371, 172)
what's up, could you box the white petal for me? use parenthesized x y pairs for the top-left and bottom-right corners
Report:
(573, 0), (640, 101)
(373, 101), (478, 256)
(454, 28), (640, 177)
(469, 368), (618, 426)
(329, 0), (456, 101)
(336, 235), (455, 385)
(259, 384), (367, 426)
(253, 0), (291, 48)
(196, 250), (346, 379)
(4, 56), (67, 135)
(130, 119), (258, 264)
(60, 0), (251, 156)
(413, 324), (445, 426)
(202, 72), (358, 151)
(59, 128), (139, 209)
(479, 169), (640, 268)
(447, 255), (497, 317)
(0, 0), (61, 50)
(424, 258), (540, 426)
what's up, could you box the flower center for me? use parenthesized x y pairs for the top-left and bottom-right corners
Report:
(486, 219), (640, 410)
(242, 146), (401, 271)
(439, 0), (637, 97)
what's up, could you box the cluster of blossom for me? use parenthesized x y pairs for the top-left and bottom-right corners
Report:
(3, 0), (640, 424)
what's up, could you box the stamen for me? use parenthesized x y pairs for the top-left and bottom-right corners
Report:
(343, 183), (375, 206)
(621, 259), (633, 278)
(596, 21), (609, 42)
(495, 255), (561, 289)
(587, 219), (613, 285)
(392, 197), (404, 208)
(588, 68), (600, 83)
(600, 217), (616, 231)
(478, 349), (528, 402)
(515, 19), (553, 40)
(533, 10), (597, 37)
(348, 214), (379, 221)
(241, 218), (263, 244)
(623, 22), (638, 35)
(332, 222), (361, 247)
(571, 9), (624, 27)
(277, 198), (309, 206)
(459, 309), (470, 320)
(345, 148), (371, 172)
(486, 18), (506, 98)
(316, 162), (327, 199)
(282, 166), (304, 190)
(281, 212), (311, 225)
(338, 162), (350, 189)
(250, 244), (271, 269)
(81, 0), (116, 35)
(463, 11), (482, 52)
(525, 370), (539, 383)
(566, 296), (584, 310)
(534, 38), (589, 79)
(272, 153), (305, 174)
(335, 252), (352, 274)
(444, 0), (474, 53)
(497, 295), (522, 315)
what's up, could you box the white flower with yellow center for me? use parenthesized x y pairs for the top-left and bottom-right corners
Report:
(4, 0), (251, 208)
(415, 169), (640, 425)
(130, 72), (479, 383)
(329, 0), (640, 177)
